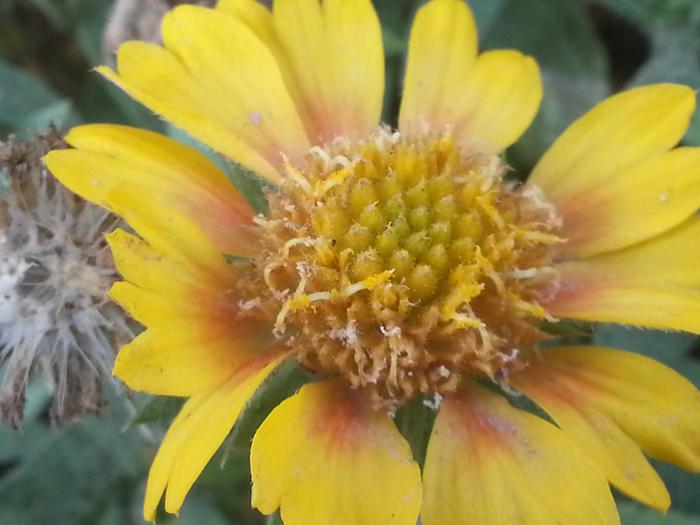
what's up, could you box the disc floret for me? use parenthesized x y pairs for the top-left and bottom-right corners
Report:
(235, 128), (562, 407)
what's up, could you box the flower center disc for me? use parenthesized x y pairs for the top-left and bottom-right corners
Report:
(237, 129), (562, 407)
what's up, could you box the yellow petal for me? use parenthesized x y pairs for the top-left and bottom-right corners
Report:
(216, 0), (279, 51)
(108, 205), (270, 395)
(273, 0), (384, 142)
(97, 46), (276, 184)
(45, 124), (256, 255)
(106, 229), (219, 295)
(105, 208), (269, 397)
(105, 187), (233, 281)
(107, 230), (269, 396)
(422, 384), (619, 525)
(144, 353), (286, 522)
(400, 0), (478, 135)
(111, 317), (256, 397)
(109, 281), (232, 331)
(453, 49), (541, 152)
(400, 1), (540, 152)
(250, 379), (422, 525)
(514, 347), (700, 474)
(548, 147), (700, 259)
(529, 85), (695, 239)
(109, 281), (271, 397)
(512, 347), (671, 511)
(547, 217), (700, 334)
(160, 5), (310, 165)
(322, 0), (384, 137)
(215, 0), (309, 135)
(99, 5), (311, 182)
(219, 0), (384, 141)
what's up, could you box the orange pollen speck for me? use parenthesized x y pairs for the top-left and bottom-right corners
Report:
(233, 128), (563, 408)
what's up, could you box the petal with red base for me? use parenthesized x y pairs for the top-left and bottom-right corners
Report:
(250, 379), (422, 525)
(548, 218), (700, 334)
(217, 0), (384, 143)
(97, 6), (310, 182)
(144, 353), (287, 522)
(270, 0), (385, 142)
(422, 383), (619, 525)
(105, 195), (272, 396)
(399, 0), (541, 153)
(45, 124), (256, 255)
(511, 347), (680, 511)
(513, 347), (700, 476)
(528, 84), (696, 259)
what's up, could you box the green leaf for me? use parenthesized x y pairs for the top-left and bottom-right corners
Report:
(30, 0), (113, 65)
(165, 124), (226, 167)
(161, 494), (231, 525)
(618, 501), (700, 525)
(0, 385), (149, 525)
(196, 447), (261, 522)
(394, 396), (437, 468)
(0, 382), (52, 467)
(595, 0), (697, 26)
(265, 512), (284, 525)
(374, 0), (421, 124)
(26, 0), (67, 30)
(0, 0), (20, 16)
(625, 12), (700, 145)
(70, 0), (113, 66)
(76, 78), (164, 132)
(540, 319), (595, 344)
(126, 395), (184, 429)
(651, 460), (700, 516)
(375, 0), (418, 57)
(94, 504), (132, 525)
(0, 57), (77, 133)
(226, 360), (314, 451)
(592, 324), (700, 387)
(469, 0), (508, 37)
(225, 162), (272, 215)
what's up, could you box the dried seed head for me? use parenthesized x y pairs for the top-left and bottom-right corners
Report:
(0, 131), (131, 428)
(234, 128), (562, 408)
(103, 0), (217, 59)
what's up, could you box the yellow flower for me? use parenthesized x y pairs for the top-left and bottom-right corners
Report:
(45, 0), (700, 523)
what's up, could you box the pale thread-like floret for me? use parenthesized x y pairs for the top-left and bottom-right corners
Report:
(234, 129), (562, 407)
(0, 133), (132, 427)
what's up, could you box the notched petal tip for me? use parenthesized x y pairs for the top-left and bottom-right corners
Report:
(144, 354), (286, 519)
(250, 379), (422, 525)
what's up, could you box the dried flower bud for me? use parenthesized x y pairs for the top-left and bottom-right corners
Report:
(0, 130), (131, 428)
(103, 0), (217, 59)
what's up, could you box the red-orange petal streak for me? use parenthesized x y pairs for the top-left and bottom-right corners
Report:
(512, 347), (672, 511)
(250, 379), (422, 525)
(422, 383), (619, 525)
(514, 347), (700, 473)
(547, 218), (700, 334)
(45, 124), (257, 255)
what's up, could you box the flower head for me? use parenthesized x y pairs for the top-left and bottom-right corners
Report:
(242, 129), (563, 408)
(0, 131), (131, 427)
(46, 0), (700, 523)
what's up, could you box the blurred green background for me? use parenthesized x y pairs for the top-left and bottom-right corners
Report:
(1, 0), (700, 523)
